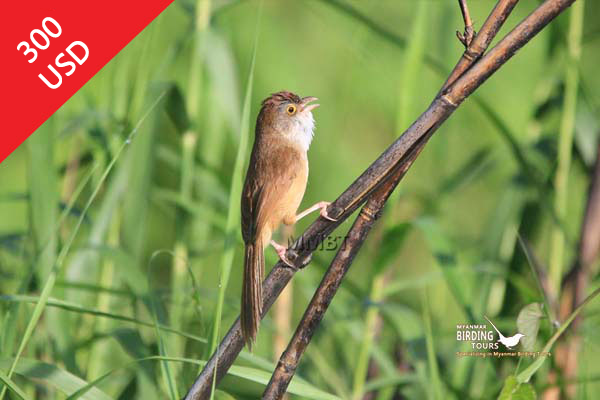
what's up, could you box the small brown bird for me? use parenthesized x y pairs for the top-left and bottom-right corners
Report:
(240, 91), (333, 348)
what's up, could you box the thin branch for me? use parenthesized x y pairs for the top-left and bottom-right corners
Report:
(443, 0), (520, 91)
(184, 0), (577, 398)
(456, 0), (475, 47)
(263, 135), (426, 399)
(262, 0), (524, 395)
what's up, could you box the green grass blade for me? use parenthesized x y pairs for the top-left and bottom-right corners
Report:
(168, 131), (196, 390)
(363, 374), (418, 393)
(86, 215), (120, 380)
(422, 291), (443, 400)
(549, 0), (585, 296)
(0, 370), (29, 400)
(208, 0), (261, 365)
(0, 92), (167, 400)
(25, 116), (79, 372)
(152, 302), (179, 399)
(497, 375), (535, 400)
(26, 118), (58, 281)
(153, 188), (227, 230)
(517, 235), (556, 323)
(64, 355), (339, 400)
(517, 287), (600, 383)
(351, 275), (384, 399)
(306, 347), (350, 399)
(3, 121), (60, 361)
(148, 252), (179, 400)
(0, 294), (206, 343)
(414, 217), (472, 321)
(396, 0), (428, 134)
(0, 162), (96, 364)
(0, 358), (111, 400)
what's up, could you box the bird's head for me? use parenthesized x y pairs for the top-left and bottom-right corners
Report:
(515, 333), (525, 340)
(258, 91), (320, 151)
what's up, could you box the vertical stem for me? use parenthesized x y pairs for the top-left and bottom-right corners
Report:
(553, 144), (600, 398)
(174, 0), (210, 376)
(397, 1), (429, 134)
(170, 131), (197, 377)
(351, 274), (384, 399)
(422, 291), (443, 399)
(87, 212), (120, 379)
(549, 0), (584, 298)
(188, 0), (212, 122)
(273, 227), (294, 360)
(60, 134), (82, 239)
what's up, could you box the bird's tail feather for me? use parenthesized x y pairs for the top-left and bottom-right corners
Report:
(241, 241), (264, 349)
(484, 315), (502, 337)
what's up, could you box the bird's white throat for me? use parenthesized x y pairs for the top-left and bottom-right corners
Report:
(291, 111), (315, 152)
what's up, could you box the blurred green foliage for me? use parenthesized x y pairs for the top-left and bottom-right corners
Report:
(1, 0), (600, 399)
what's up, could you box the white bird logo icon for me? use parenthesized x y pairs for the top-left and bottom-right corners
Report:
(484, 316), (525, 350)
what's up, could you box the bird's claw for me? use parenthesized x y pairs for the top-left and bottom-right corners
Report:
(271, 240), (297, 269)
(277, 251), (294, 268)
(319, 201), (337, 222)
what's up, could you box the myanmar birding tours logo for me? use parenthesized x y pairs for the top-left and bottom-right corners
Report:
(456, 316), (525, 352)
(484, 316), (525, 350)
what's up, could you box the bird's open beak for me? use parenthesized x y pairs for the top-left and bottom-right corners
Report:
(301, 96), (320, 112)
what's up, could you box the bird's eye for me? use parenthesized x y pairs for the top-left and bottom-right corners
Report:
(286, 105), (297, 115)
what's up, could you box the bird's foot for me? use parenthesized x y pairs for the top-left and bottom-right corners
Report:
(317, 201), (337, 221)
(270, 240), (297, 269)
(295, 201), (337, 222)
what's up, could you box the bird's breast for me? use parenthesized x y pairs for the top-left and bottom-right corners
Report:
(271, 154), (308, 229)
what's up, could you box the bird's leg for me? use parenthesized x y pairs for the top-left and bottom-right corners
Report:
(270, 240), (295, 268)
(295, 201), (336, 222)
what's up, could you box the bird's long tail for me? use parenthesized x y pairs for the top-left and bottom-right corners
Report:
(241, 241), (264, 349)
(484, 315), (503, 338)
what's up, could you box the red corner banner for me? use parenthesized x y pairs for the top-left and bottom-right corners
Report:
(0, 0), (174, 164)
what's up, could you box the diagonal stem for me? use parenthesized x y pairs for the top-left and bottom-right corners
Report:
(262, 0), (525, 396)
(442, 0), (520, 92)
(184, 0), (577, 398)
(263, 131), (428, 399)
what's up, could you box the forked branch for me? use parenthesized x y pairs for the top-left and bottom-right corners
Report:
(184, 0), (577, 398)
(442, 0), (519, 92)
(262, 0), (526, 396)
(456, 0), (475, 47)
(263, 129), (428, 398)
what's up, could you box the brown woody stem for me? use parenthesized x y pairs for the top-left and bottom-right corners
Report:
(443, 0), (519, 91)
(262, 131), (428, 399)
(184, 0), (577, 398)
(456, 0), (475, 47)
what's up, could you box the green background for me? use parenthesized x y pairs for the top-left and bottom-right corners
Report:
(1, 0), (599, 399)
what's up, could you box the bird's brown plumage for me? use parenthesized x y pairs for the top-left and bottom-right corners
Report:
(240, 91), (315, 348)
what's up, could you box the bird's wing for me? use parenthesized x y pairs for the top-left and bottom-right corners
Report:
(241, 178), (262, 244)
(241, 141), (303, 244)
